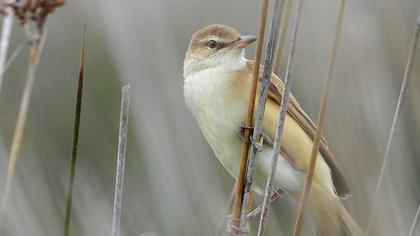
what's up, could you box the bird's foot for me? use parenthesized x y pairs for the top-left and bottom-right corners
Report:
(260, 133), (274, 146)
(235, 125), (253, 143)
(250, 136), (263, 152)
(235, 125), (264, 152)
(225, 215), (250, 235)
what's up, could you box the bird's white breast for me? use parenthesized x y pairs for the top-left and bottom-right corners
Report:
(184, 67), (247, 173)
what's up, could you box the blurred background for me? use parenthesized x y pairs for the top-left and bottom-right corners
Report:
(0, 0), (419, 235)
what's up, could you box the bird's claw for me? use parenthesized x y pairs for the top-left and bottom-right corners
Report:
(235, 125), (253, 144)
(250, 136), (264, 152)
(235, 125), (264, 152)
(225, 215), (250, 235)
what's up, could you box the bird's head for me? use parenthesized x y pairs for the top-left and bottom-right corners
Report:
(183, 24), (256, 77)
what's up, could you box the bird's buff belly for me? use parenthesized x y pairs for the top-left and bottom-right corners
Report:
(195, 110), (304, 195)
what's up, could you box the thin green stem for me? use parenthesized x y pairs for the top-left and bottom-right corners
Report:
(63, 24), (86, 236)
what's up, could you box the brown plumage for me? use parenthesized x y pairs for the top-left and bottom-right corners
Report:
(247, 60), (351, 198)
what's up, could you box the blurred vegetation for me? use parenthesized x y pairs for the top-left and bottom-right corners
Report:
(0, 0), (419, 235)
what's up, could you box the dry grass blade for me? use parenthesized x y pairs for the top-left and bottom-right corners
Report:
(292, 1), (346, 235)
(257, 0), (308, 235)
(3, 40), (27, 72)
(366, 15), (420, 235)
(0, 5), (14, 93)
(63, 24), (86, 236)
(246, 190), (283, 222)
(273, 0), (292, 75)
(111, 85), (131, 236)
(232, 0), (269, 230)
(240, 0), (286, 230)
(408, 203), (420, 236)
(0, 27), (47, 229)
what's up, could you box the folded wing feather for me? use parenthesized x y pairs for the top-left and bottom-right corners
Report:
(246, 60), (350, 198)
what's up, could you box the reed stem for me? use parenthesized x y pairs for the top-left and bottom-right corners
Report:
(232, 0), (269, 230)
(0, 6), (14, 94)
(0, 27), (47, 229)
(240, 0), (286, 230)
(292, 1), (346, 235)
(256, 0), (308, 234)
(273, 0), (292, 75)
(111, 85), (131, 236)
(366, 15), (420, 235)
(408, 203), (420, 236)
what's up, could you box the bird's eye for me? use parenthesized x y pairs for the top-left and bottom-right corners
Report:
(207, 40), (217, 49)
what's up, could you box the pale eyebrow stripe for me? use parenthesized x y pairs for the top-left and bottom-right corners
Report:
(199, 36), (232, 44)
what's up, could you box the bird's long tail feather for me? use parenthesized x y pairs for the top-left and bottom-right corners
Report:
(338, 203), (365, 236)
(308, 185), (364, 236)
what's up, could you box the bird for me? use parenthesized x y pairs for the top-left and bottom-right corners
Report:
(183, 24), (364, 236)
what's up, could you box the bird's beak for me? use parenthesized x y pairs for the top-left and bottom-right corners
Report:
(228, 35), (257, 49)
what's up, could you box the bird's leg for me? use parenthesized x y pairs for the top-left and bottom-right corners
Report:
(235, 125), (253, 144)
(225, 216), (250, 235)
(217, 183), (237, 236)
(235, 125), (267, 152)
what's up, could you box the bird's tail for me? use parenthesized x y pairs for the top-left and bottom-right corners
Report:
(338, 203), (365, 236)
(308, 185), (365, 236)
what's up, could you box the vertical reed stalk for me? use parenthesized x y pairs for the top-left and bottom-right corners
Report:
(232, 0), (269, 230)
(292, 1), (346, 235)
(240, 0), (285, 230)
(0, 5), (14, 93)
(63, 24), (86, 236)
(273, 0), (292, 75)
(408, 203), (420, 236)
(0, 27), (46, 229)
(111, 85), (131, 236)
(366, 15), (420, 235)
(256, 0), (308, 234)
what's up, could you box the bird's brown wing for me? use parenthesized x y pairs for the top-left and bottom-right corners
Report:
(247, 60), (351, 198)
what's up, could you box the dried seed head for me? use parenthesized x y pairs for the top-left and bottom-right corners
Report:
(1, 0), (65, 30)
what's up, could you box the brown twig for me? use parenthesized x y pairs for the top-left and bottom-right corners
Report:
(366, 15), (420, 235)
(0, 27), (47, 229)
(232, 0), (269, 230)
(63, 24), (86, 236)
(292, 1), (346, 235)
(240, 0), (286, 231)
